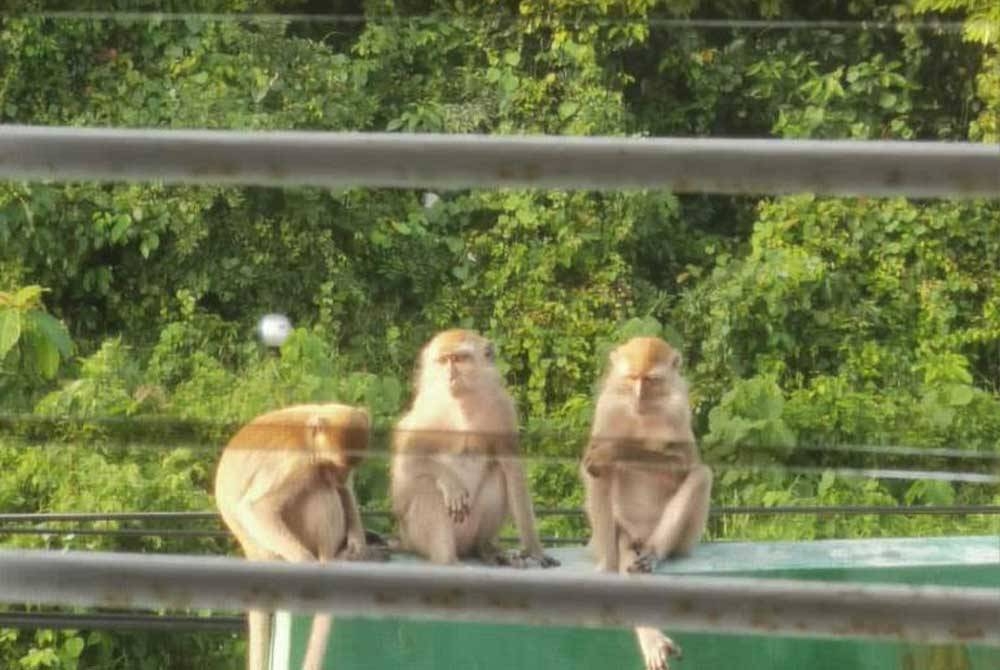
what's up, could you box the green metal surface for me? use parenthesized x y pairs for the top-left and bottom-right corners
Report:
(271, 535), (1000, 670)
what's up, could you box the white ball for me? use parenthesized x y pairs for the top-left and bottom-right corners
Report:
(422, 191), (440, 208)
(258, 313), (292, 347)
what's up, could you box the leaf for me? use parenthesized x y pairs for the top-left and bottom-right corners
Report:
(31, 334), (60, 379)
(140, 232), (159, 259)
(558, 101), (580, 121)
(0, 308), (21, 359)
(63, 635), (86, 658)
(818, 469), (836, 496)
(720, 469), (745, 486)
(944, 383), (974, 407)
(21, 647), (59, 669)
(878, 92), (898, 110)
(13, 284), (46, 309)
(110, 214), (131, 243)
(28, 311), (73, 357)
(904, 480), (955, 506)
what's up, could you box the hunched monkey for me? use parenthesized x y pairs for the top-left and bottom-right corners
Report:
(582, 337), (713, 670)
(390, 329), (559, 568)
(215, 403), (383, 670)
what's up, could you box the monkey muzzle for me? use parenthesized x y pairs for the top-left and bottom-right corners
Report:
(448, 360), (468, 386)
(634, 380), (652, 412)
(448, 370), (466, 394)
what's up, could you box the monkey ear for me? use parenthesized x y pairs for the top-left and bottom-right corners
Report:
(483, 341), (496, 363)
(671, 352), (683, 370)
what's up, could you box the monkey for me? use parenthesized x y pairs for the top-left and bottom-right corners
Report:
(390, 329), (559, 569)
(214, 403), (385, 670)
(581, 337), (713, 670)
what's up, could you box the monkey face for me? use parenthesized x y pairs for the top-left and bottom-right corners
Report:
(609, 337), (682, 414)
(423, 330), (497, 398)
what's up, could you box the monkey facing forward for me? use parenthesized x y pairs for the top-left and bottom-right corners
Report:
(582, 337), (713, 670)
(390, 329), (559, 568)
(215, 403), (384, 670)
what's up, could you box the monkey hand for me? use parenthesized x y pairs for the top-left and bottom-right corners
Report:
(438, 480), (471, 524)
(627, 549), (659, 574)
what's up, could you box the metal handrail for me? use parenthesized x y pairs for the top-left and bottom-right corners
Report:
(0, 549), (996, 645)
(1, 126), (998, 197)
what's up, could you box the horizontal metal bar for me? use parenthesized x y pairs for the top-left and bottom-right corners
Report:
(0, 550), (996, 645)
(2, 504), (998, 526)
(0, 610), (244, 633)
(0, 126), (997, 197)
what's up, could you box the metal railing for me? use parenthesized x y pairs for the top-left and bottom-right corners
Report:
(1, 124), (998, 643)
(1, 549), (997, 645)
(1, 125), (998, 197)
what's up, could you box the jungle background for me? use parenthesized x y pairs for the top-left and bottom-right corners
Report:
(1, 0), (998, 667)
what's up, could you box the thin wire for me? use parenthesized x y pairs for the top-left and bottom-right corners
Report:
(1, 505), (997, 534)
(346, 448), (1000, 484)
(4, 12), (974, 33)
(3, 414), (998, 464)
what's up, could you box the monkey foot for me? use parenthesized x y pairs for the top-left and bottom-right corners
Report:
(533, 551), (561, 568)
(637, 628), (681, 670)
(486, 549), (561, 569)
(339, 544), (391, 562)
(628, 551), (659, 574)
(474, 544), (508, 567)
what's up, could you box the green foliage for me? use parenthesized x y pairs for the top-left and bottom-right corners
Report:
(914, 0), (1000, 141)
(0, 286), (74, 415)
(704, 375), (796, 461)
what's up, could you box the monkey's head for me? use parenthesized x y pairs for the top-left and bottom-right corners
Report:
(306, 405), (371, 471)
(419, 329), (499, 398)
(606, 337), (684, 414)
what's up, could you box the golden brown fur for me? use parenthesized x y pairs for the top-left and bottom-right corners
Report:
(582, 337), (713, 670)
(390, 329), (558, 568)
(215, 403), (381, 670)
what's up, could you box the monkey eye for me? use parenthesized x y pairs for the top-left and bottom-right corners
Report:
(437, 352), (472, 365)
